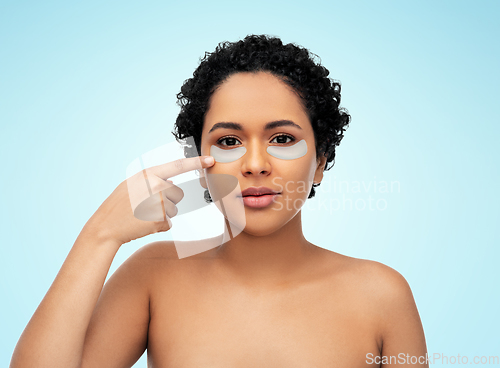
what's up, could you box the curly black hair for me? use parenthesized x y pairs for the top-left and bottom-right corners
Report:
(172, 34), (351, 203)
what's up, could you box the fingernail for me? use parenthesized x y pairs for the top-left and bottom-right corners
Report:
(204, 156), (214, 165)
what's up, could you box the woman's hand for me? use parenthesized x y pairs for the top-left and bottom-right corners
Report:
(81, 155), (215, 246)
(10, 155), (216, 368)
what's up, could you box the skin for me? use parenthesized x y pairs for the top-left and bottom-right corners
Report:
(77, 72), (428, 367)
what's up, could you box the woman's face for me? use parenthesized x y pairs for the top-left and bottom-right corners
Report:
(200, 71), (326, 236)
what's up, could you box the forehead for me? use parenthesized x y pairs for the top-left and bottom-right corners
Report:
(203, 71), (310, 132)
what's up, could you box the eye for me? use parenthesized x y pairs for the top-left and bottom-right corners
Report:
(217, 136), (241, 147)
(216, 134), (296, 147)
(270, 134), (296, 144)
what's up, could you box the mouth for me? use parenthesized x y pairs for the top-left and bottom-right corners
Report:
(235, 186), (282, 208)
(237, 193), (281, 208)
(239, 186), (281, 197)
(240, 192), (281, 197)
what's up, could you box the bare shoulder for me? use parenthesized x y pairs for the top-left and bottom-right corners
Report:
(350, 257), (412, 296)
(127, 240), (180, 262)
(121, 240), (217, 287)
(352, 259), (421, 324)
(127, 240), (219, 262)
(112, 241), (181, 284)
(317, 249), (415, 306)
(319, 250), (422, 345)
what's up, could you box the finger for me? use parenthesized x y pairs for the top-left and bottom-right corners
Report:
(160, 194), (178, 218)
(127, 173), (183, 213)
(146, 176), (184, 204)
(148, 156), (215, 181)
(163, 184), (184, 205)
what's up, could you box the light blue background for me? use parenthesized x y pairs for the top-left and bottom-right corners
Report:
(1, 1), (498, 366)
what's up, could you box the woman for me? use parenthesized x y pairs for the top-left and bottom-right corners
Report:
(11, 35), (428, 367)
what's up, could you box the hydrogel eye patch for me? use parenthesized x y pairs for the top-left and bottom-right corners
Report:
(267, 139), (307, 160)
(210, 139), (307, 163)
(210, 145), (247, 163)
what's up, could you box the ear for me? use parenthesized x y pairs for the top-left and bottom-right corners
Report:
(313, 154), (327, 185)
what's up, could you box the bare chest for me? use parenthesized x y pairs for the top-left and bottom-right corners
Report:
(146, 271), (381, 368)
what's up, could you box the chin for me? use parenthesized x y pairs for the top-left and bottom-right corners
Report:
(239, 212), (295, 237)
(221, 194), (303, 237)
(240, 226), (281, 237)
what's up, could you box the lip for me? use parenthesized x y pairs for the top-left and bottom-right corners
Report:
(237, 186), (281, 209)
(239, 186), (281, 197)
(239, 193), (280, 208)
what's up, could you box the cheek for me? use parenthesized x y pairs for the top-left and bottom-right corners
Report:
(274, 155), (316, 195)
(273, 139), (316, 177)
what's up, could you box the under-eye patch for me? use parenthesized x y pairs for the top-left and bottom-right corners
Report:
(210, 139), (307, 163)
(267, 139), (307, 160)
(210, 145), (247, 163)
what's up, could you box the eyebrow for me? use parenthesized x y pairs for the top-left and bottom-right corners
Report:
(208, 120), (303, 134)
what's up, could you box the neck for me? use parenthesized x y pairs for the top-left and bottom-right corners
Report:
(214, 210), (317, 286)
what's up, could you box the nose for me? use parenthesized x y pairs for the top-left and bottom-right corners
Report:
(240, 140), (271, 177)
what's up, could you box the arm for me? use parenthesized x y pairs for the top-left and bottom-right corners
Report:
(11, 234), (156, 368)
(375, 265), (428, 367)
(10, 156), (214, 368)
(80, 242), (153, 368)
(10, 232), (123, 368)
